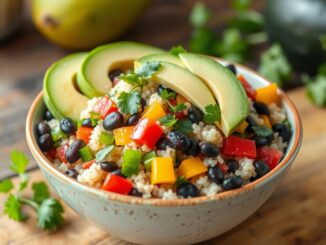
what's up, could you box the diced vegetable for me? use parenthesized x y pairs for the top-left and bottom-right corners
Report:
(257, 146), (283, 170)
(95, 145), (114, 162)
(113, 126), (135, 146)
(132, 118), (163, 149)
(142, 102), (166, 122)
(222, 136), (257, 158)
(143, 151), (156, 171)
(256, 83), (280, 105)
(99, 132), (115, 145)
(51, 127), (66, 142)
(238, 75), (256, 100)
(92, 95), (118, 119)
(102, 174), (133, 195)
(79, 145), (94, 162)
(82, 160), (95, 169)
(122, 150), (142, 177)
(260, 115), (272, 128)
(218, 163), (229, 174)
(178, 158), (207, 179)
(151, 157), (176, 184)
(76, 126), (93, 144)
(56, 144), (68, 163)
(235, 120), (248, 134)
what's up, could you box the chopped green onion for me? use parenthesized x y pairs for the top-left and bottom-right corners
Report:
(142, 151), (156, 171)
(99, 132), (115, 146)
(51, 127), (66, 142)
(122, 150), (142, 177)
(79, 145), (94, 162)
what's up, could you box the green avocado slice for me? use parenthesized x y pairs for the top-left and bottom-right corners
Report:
(43, 53), (88, 122)
(77, 42), (164, 97)
(135, 59), (217, 114)
(179, 53), (249, 135)
(137, 53), (185, 67)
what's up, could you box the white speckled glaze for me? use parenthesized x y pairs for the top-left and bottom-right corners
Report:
(26, 59), (302, 245)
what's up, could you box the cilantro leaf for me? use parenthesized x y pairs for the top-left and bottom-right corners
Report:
(160, 89), (176, 100)
(169, 45), (188, 56)
(175, 176), (188, 187)
(203, 104), (221, 124)
(190, 2), (212, 28)
(171, 103), (187, 113)
(117, 91), (141, 115)
(37, 198), (64, 231)
(10, 151), (29, 174)
(18, 173), (29, 191)
(252, 126), (273, 137)
(32, 182), (50, 204)
(189, 27), (216, 55)
(135, 61), (161, 79)
(4, 194), (27, 222)
(119, 72), (140, 86)
(174, 120), (193, 134)
(0, 179), (14, 193)
(159, 115), (178, 127)
(258, 44), (292, 87)
(95, 145), (115, 162)
(303, 73), (326, 107)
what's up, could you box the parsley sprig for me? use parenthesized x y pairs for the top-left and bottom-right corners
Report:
(203, 104), (221, 124)
(252, 126), (273, 137)
(0, 151), (64, 230)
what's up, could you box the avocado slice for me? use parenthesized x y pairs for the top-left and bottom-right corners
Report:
(135, 59), (217, 114)
(77, 42), (164, 97)
(43, 53), (89, 122)
(137, 53), (185, 67)
(179, 53), (249, 135)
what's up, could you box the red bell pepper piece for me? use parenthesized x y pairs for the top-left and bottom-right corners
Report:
(218, 163), (229, 174)
(238, 75), (256, 100)
(57, 144), (69, 163)
(168, 98), (186, 119)
(82, 160), (96, 169)
(132, 118), (163, 149)
(102, 174), (133, 195)
(92, 95), (118, 119)
(257, 147), (283, 170)
(45, 148), (56, 160)
(76, 126), (93, 144)
(222, 136), (257, 158)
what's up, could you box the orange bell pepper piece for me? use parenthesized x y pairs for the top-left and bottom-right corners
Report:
(113, 126), (135, 146)
(178, 158), (208, 179)
(142, 102), (166, 122)
(260, 115), (272, 128)
(151, 157), (176, 184)
(235, 120), (249, 134)
(76, 126), (93, 144)
(255, 83), (280, 105)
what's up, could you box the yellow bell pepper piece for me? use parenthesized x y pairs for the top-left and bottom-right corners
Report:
(235, 120), (249, 134)
(178, 158), (208, 179)
(256, 83), (280, 105)
(151, 157), (176, 184)
(113, 126), (135, 146)
(142, 102), (166, 122)
(260, 115), (272, 128)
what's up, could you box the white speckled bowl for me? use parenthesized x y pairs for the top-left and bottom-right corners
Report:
(26, 59), (302, 245)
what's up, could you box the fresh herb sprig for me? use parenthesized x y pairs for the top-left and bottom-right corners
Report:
(203, 104), (221, 124)
(0, 151), (64, 230)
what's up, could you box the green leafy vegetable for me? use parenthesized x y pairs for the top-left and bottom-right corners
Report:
(117, 91), (141, 115)
(169, 45), (187, 56)
(122, 150), (142, 177)
(95, 145), (114, 162)
(252, 126), (273, 137)
(136, 61), (162, 79)
(1, 151), (64, 230)
(119, 72), (139, 86)
(190, 2), (212, 28)
(258, 44), (292, 87)
(160, 89), (176, 100)
(159, 115), (178, 127)
(174, 120), (193, 134)
(231, 0), (251, 11)
(171, 103), (187, 113)
(175, 176), (188, 187)
(203, 104), (221, 124)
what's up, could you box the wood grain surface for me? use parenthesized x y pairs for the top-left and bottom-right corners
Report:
(1, 88), (325, 245)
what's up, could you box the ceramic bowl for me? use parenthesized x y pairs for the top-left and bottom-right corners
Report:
(26, 60), (302, 245)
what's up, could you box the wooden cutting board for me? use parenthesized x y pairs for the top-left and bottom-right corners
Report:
(0, 88), (325, 245)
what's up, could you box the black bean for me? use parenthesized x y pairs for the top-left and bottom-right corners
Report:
(36, 122), (51, 136)
(156, 137), (169, 150)
(272, 124), (291, 143)
(253, 102), (270, 115)
(199, 142), (219, 158)
(166, 131), (191, 152)
(100, 161), (118, 172)
(174, 157), (182, 168)
(185, 138), (200, 156)
(157, 85), (176, 98)
(252, 136), (269, 147)
(108, 69), (123, 81)
(65, 140), (85, 163)
(65, 169), (79, 179)
(81, 118), (94, 128)
(126, 113), (140, 126)
(43, 110), (54, 121)
(60, 118), (76, 135)
(110, 169), (126, 178)
(225, 63), (237, 75)
(208, 166), (224, 184)
(254, 160), (270, 177)
(141, 98), (147, 111)
(177, 183), (200, 198)
(246, 116), (258, 133)
(38, 133), (53, 152)
(226, 159), (238, 173)
(188, 106), (203, 123)
(222, 176), (243, 190)
(103, 112), (124, 130)
(129, 188), (143, 197)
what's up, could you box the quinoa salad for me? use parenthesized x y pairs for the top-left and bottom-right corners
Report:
(36, 43), (292, 200)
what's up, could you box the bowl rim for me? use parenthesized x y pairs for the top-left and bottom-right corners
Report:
(26, 60), (303, 207)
